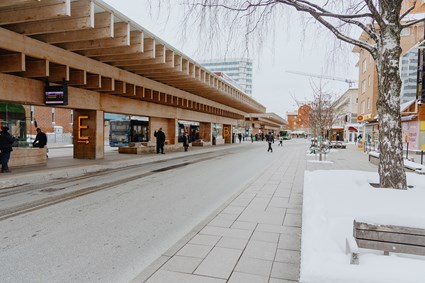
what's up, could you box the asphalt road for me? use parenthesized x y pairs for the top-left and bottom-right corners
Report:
(0, 141), (291, 283)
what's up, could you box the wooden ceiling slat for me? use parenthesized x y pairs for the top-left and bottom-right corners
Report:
(0, 0), (71, 25)
(78, 31), (145, 59)
(3, 0), (94, 35)
(49, 64), (69, 82)
(69, 69), (86, 85)
(111, 44), (165, 67)
(55, 22), (130, 51)
(32, 12), (113, 44)
(0, 0), (37, 9)
(0, 53), (25, 72)
(22, 59), (49, 78)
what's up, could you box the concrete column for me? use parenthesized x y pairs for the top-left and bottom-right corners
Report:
(149, 117), (176, 145)
(73, 109), (104, 159)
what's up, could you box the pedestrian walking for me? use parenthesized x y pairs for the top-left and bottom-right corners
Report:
(266, 132), (274, 152)
(278, 136), (283, 146)
(154, 127), (166, 154)
(0, 126), (16, 173)
(33, 128), (47, 148)
(238, 133), (242, 143)
(182, 132), (189, 152)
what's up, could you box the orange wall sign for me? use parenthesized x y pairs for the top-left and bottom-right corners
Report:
(77, 115), (90, 144)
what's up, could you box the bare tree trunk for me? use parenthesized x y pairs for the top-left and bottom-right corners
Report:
(376, 3), (407, 189)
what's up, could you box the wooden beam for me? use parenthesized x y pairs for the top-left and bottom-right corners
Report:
(0, 0), (71, 25)
(108, 80), (125, 94)
(77, 31), (146, 57)
(22, 59), (49, 78)
(0, 1), (38, 9)
(111, 44), (165, 67)
(0, 27), (261, 113)
(123, 83), (135, 97)
(136, 68), (184, 77)
(49, 64), (69, 82)
(95, 51), (153, 63)
(33, 12), (113, 44)
(0, 53), (25, 72)
(4, 0), (94, 35)
(99, 77), (114, 92)
(56, 22), (130, 51)
(85, 73), (101, 89)
(69, 68), (86, 85)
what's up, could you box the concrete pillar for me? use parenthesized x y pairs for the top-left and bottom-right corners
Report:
(73, 109), (104, 159)
(149, 117), (176, 145)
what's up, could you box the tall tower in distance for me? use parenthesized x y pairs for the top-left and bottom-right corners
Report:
(200, 58), (253, 96)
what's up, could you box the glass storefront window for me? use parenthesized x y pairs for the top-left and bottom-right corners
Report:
(0, 103), (28, 147)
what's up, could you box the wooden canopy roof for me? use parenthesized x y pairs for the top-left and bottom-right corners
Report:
(0, 0), (266, 117)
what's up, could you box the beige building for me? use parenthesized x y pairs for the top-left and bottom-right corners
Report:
(332, 88), (359, 142)
(353, 1), (425, 144)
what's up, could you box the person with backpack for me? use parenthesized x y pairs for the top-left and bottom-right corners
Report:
(266, 132), (274, 152)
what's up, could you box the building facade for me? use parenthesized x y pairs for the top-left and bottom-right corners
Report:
(200, 58), (253, 96)
(332, 88), (360, 142)
(353, 1), (425, 146)
(286, 104), (311, 136)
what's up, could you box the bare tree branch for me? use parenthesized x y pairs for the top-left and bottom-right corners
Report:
(278, 0), (377, 54)
(400, 0), (417, 20)
(402, 17), (425, 28)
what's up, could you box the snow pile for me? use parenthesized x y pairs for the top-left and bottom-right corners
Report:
(300, 170), (425, 283)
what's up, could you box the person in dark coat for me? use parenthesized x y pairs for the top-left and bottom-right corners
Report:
(182, 132), (189, 152)
(154, 127), (166, 154)
(33, 128), (47, 148)
(0, 126), (16, 173)
(266, 132), (274, 152)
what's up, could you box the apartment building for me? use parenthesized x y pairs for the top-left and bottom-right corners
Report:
(200, 58), (253, 96)
(286, 104), (311, 136)
(332, 88), (359, 142)
(353, 1), (425, 145)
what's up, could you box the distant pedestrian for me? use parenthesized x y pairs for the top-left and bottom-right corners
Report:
(266, 132), (274, 152)
(154, 127), (166, 154)
(238, 133), (242, 143)
(0, 126), (15, 173)
(336, 133), (340, 141)
(33, 128), (47, 148)
(182, 132), (189, 152)
(278, 136), (283, 146)
(251, 134), (254, 143)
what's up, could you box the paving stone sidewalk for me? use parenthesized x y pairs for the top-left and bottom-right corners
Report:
(132, 142), (377, 283)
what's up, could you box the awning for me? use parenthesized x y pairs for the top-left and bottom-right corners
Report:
(0, 103), (26, 120)
(348, 126), (358, 131)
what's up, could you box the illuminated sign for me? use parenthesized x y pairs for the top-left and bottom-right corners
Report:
(77, 116), (90, 144)
(44, 80), (68, 106)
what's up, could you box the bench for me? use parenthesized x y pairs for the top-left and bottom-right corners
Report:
(346, 220), (425, 264)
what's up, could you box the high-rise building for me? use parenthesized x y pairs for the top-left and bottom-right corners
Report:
(200, 58), (253, 96)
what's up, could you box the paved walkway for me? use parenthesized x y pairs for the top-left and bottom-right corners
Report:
(131, 141), (377, 283)
(1, 140), (377, 282)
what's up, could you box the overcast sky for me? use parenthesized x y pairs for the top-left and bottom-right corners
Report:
(103, 0), (359, 118)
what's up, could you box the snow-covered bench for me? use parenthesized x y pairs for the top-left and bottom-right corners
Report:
(346, 220), (425, 264)
(368, 152), (425, 174)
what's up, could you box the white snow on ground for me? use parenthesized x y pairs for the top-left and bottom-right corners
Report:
(300, 170), (425, 283)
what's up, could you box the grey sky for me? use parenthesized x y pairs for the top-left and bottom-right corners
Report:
(103, 0), (359, 118)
